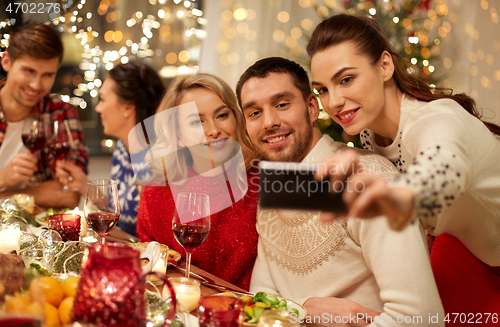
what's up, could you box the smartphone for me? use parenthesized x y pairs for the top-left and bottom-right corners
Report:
(258, 161), (347, 213)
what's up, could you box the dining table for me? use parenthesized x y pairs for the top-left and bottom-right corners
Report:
(3, 204), (309, 327)
(26, 206), (249, 297)
(106, 227), (249, 298)
(2, 201), (254, 327)
(105, 227), (251, 326)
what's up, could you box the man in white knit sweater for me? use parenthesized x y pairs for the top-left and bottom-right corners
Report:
(235, 57), (444, 327)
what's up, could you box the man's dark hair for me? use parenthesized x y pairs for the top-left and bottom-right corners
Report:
(7, 23), (64, 63)
(235, 57), (312, 109)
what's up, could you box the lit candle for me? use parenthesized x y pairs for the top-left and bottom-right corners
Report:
(80, 229), (100, 244)
(66, 207), (81, 216)
(165, 277), (201, 312)
(149, 243), (169, 283)
(67, 207), (85, 234)
(0, 229), (22, 253)
(152, 257), (166, 273)
(149, 258), (168, 283)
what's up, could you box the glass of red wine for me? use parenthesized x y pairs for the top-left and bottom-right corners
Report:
(0, 316), (43, 327)
(21, 116), (46, 186)
(84, 179), (120, 244)
(48, 120), (74, 193)
(172, 192), (210, 278)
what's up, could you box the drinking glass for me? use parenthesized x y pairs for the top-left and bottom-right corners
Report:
(0, 316), (42, 327)
(167, 277), (201, 312)
(198, 296), (244, 327)
(21, 115), (46, 186)
(84, 179), (120, 244)
(48, 213), (81, 241)
(172, 192), (210, 278)
(72, 243), (177, 327)
(47, 120), (75, 193)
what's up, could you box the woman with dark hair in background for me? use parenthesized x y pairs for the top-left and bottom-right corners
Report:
(55, 62), (165, 236)
(308, 14), (500, 322)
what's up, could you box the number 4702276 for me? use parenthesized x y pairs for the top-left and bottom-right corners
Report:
(5, 2), (61, 14)
(445, 313), (498, 324)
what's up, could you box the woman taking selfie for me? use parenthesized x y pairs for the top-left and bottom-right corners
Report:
(308, 14), (500, 319)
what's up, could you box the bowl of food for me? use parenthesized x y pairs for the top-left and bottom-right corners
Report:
(130, 242), (180, 284)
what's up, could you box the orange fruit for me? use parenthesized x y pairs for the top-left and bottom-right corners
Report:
(44, 303), (61, 327)
(60, 276), (80, 298)
(29, 276), (64, 307)
(5, 295), (31, 314)
(27, 302), (44, 319)
(58, 296), (74, 325)
(27, 302), (60, 326)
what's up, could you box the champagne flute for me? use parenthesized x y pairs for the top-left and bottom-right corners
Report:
(84, 179), (120, 244)
(172, 192), (210, 278)
(21, 115), (46, 186)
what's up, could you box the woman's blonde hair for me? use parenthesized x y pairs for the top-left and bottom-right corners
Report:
(148, 73), (257, 184)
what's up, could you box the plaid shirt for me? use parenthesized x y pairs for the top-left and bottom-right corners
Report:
(0, 79), (89, 183)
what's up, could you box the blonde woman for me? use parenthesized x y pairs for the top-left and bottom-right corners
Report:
(137, 73), (259, 290)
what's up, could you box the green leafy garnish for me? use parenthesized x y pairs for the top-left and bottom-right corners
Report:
(30, 263), (49, 276)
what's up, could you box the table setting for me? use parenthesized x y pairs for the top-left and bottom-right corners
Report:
(0, 189), (306, 327)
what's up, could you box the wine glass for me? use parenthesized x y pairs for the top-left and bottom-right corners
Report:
(21, 115), (46, 186)
(48, 120), (75, 193)
(84, 179), (120, 244)
(172, 192), (210, 278)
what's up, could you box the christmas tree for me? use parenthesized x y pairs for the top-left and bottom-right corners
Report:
(304, 0), (443, 146)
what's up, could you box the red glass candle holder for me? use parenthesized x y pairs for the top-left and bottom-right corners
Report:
(198, 296), (244, 327)
(0, 316), (42, 327)
(48, 213), (81, 242)
(72, 243), (177, 327)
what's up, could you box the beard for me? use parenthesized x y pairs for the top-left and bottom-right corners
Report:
(255, 118), (313, 163)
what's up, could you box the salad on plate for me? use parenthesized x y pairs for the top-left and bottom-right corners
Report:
(221, 291), (306, 325)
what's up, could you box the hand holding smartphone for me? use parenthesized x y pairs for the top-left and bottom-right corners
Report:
(258, 161), (347, 213)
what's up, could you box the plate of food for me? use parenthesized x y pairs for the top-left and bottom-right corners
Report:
(218, 291), (307, 326)
(167, 249), (181, 262)
(35, 211), (49, 227)
(35, 207), (73, 227)
(130, 243), (181, 263)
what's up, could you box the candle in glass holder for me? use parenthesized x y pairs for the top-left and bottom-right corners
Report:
(48, 213), (81, 241)
(152, 257), (166, 273)
(165, 277), (201, 312)
(68, 207), (87, 235)
(0, 229), (21, 253)
(198, 296), (245, 327)
(80, 229), (100, 244)
(150, 243), (169, 283)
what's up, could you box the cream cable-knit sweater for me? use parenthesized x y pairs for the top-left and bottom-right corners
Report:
(250, 135), (444, 327)
(361, 95), (500, 266)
